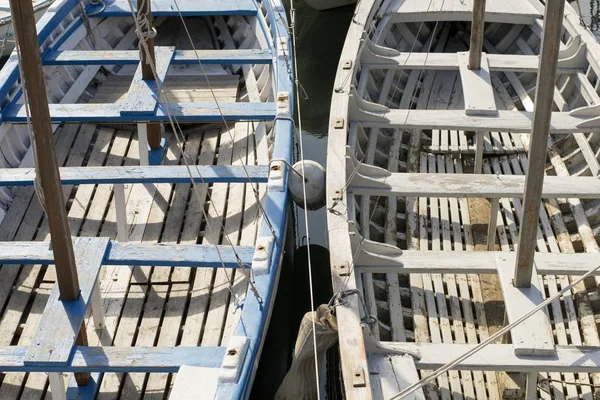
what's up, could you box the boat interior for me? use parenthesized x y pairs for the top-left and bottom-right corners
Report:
(0, 0), (287, 397)
(344, 0), (600, 398)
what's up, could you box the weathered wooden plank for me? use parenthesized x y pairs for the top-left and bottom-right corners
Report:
(88, 0), (258, 16)
(0, 165), (269, 186)
(3, 102), (276, 123)
(120, 46), (174, 116)
(380, 344), (600, 372)
(43, 49), (273, 66)
(457, 52), (497, 115)
(0, 346), (224, 372)
(385, 0), (540, 25)
(351, 109), (600, 133)
(362, 52), (583, 74)
(496, 254), (555, 356)
(349, 172), (600, 198)
(355, 250), (600, 275)
(0, 241), (255, 267)
(24, 237), (110, 366)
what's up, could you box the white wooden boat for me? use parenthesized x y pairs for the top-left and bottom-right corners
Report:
(327, 0), (600, 398)
(0, 0), (294, 398)
(0, 0), (53, 55)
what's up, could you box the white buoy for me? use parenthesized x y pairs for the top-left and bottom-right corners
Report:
(289, 160), (326, 210)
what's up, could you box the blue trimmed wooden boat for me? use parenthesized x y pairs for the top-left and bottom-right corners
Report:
(0, 0), (294, 398)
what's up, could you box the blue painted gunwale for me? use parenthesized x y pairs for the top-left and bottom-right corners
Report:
(0, 0), (295, 398)
(0, 165), (269, 186)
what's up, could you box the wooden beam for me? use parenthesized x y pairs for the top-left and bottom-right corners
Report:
(0, 239), (255, 268)
(361, 52), (584, 73)
(42, 49), (273, 66)
(468, 0), (486, 70)
(347, 172), (600, 199)
(514, 0), (566, 287)
(375, 343), (600, 373)
(137, 0), (162, 149)
(9, 0), (89, 386)
(349, 108), (600, 133)
(353, 250), (600, 276)
(0, 165), (269, 187)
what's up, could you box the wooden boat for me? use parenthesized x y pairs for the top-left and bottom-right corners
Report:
(0, 0), (53, 55)
(0, 0), (293, 398)
(327, 0), (600, 398)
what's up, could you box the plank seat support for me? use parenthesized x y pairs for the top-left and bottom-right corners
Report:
(360, 51), (586, 73)
(24, 237), (110, 366)
(0, 239), (255, 268)
(348, 96), (600, 132)
(345, 170), (600, 199)
(2, 102), (277, 123)
(457, 52), (497, 116)
(354, 250), (600, 276)
(0, 165), (269, 186)
(381, 344), (600, 372)
(383, 0), (541, 25)
(87, 0), (258, 17)
(496, 254), (555, 356)
(42, 49), (273, 66)
(0, 346), (225, 372)
(121, 46), (174, 116)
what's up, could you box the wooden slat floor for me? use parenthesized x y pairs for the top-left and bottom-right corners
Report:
(0, 116), (264, 398)
(360, 31), (600, 399)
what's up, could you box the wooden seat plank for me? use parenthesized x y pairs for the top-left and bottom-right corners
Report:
(349, 172), (600, 198)
(43, 49), (273, 66)
(3, 101), (276, 123)
(457, 52), (497, 115)
(121, 46), (175, 116)
(0, 165), (269, 186)
(24, 237), (110, 366)
(0, 241), (255, 268)
(88, 0), (258, 17)
(384, 0), (541, 25)
(0, 346), (224, 372)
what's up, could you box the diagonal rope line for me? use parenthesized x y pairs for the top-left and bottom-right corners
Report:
(288, 0), (321, 396)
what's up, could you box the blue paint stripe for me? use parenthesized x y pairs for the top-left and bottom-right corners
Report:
(0, 346), (225, 372)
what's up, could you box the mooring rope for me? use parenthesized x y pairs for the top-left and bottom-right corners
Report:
(287, 0), (322, 396)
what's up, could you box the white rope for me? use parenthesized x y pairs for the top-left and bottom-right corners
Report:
(392, 261), (600, 399)
(288, 0), (321, 397)
(125, 0), (261, 305)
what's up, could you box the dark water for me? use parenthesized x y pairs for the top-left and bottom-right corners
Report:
(290, 0), (354, 247)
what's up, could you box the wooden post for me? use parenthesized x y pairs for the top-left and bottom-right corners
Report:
(468, 0), (486, 70)
(137, 0), (161, 150)
(474, 131), (484, 173)
(513, 0), (565, 287)
(487, 198), (499, 250)
(9, 0), (90, 386)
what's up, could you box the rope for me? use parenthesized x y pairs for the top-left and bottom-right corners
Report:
(391, 262), (600, 399)
(124, 0), (262, 306)
(288, 0), (321, 396)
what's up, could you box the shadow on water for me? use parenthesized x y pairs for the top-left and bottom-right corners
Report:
(251, 1), (354, 398)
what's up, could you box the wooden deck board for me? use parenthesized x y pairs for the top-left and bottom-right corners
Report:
(0, 116), (260, 398)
